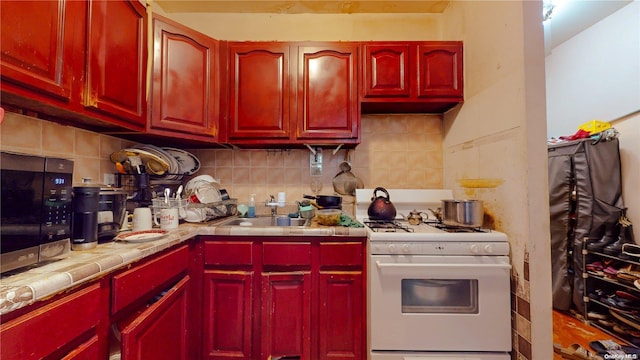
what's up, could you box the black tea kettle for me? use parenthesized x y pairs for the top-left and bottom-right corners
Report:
(368, 187), (397, 220)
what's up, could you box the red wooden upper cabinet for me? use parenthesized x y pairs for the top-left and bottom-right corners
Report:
(85, 0), (147, 128)
(360, 41), (463, 114)
(416, 43), (463, 98)
(362, 44), (410, 98)
(296, 44), (359, 141)
(0, 0), (84, 103)
(224, 42), (359, 147)
(227, 43), (291, 141)
(149, 14), (220, 142)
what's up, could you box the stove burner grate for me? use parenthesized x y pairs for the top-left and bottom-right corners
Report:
(364, 220), (414, 233)
(424, 221), (490, 233)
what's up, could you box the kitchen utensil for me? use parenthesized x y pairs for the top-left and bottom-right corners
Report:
(175, 185), (186, 218)
(164, 188), (170, 204)
(333, 161), (357, 195)
(441, 199), (484, 228)
(237, 204), (249, 217)
(303, 194), (342, 208)
(132, 207), (153, 232)
(276, 216), (291, 226)
(154, 208), (179, 230)
(405, 210), (428, 225)
(367, 187), (397, 220)
(332, 150), (362, 195)
(219, 189), (230, 200)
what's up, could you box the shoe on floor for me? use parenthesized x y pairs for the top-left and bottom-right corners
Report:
(589, 339), (640, 357)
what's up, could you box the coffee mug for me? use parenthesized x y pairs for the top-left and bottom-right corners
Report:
(154, 208), (179, 230)
(132, 207), (153, 232)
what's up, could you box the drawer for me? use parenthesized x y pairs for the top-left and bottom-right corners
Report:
(1, 283), (103, 360)
(319, 242), (363, 268)
(112, 245), (189, 314)
(204, 241), (253, 266)
(263, 242), (311, 266)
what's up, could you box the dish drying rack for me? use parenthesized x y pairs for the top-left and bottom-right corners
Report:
(187, 199), (238, 222)
(151, 198), (238, 222)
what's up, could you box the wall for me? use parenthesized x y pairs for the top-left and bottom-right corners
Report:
(545, 1), (640, 228)
(152, 8), (443, 41)
(545, 1), (639, 138)
(0, 112), (135, 185)
(193, 114), (444, 208)
(0, 111), (443, 215)
(441, 1), (550, 359)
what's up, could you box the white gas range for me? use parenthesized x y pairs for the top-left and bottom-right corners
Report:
(355, 189), (512, 360)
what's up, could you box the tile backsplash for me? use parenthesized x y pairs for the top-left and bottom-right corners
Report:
(1, 111), (444, 210)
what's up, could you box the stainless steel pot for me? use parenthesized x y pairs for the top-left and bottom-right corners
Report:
(441, 199), (484, 228)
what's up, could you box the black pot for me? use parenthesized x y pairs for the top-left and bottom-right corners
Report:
(303, 194), (342, 208)
(367, 187), (397, 220)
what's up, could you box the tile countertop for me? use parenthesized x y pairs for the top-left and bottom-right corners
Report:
(0, 218), (366, 316)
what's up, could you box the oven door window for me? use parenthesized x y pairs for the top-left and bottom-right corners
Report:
(402, 279), (478, 313)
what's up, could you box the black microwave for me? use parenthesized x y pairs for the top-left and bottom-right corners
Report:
(1, 152), (73, 273)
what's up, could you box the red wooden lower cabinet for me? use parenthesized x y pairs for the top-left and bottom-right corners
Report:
(203, 270), (254, 360)
(318, 272), (363, 360)
(202, 236), (366, 360)
(112, 245), (191, 360)
(119, 276), (190, 360)
(0, 283), (108, 360)
(261, 272), (312, 360)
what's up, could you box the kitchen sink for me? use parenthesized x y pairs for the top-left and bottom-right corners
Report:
(219, 216), (308, 227)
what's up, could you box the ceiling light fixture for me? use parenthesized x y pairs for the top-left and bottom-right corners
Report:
(543, 0), (567, 22)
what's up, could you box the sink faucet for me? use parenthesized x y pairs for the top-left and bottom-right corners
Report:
(265, 195), (278, 216)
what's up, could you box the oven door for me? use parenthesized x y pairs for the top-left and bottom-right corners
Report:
(369, 254), (512, 352)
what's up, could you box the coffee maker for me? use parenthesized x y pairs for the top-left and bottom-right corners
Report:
(71, 184), (100, 250)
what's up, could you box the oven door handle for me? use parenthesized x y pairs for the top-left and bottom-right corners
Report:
(375, 261), (511, 272)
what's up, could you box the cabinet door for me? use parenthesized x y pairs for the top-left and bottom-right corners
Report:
(61, 335), (100, 360)
(416, 43), (463, 98)
(203, 271), (253, 360)
(150, 14), (219, 139)
(362, 44), (410, 98)
(85, 0), (147, 127)
(318, 272), (363, 360)
(261, 272), (311, 360)
(296, 45), (359, 140)
(0, 283), (106, 360)
(0, 0), (84, 103)
(120, 276), (190, 360)
(227, 43), (290, 141)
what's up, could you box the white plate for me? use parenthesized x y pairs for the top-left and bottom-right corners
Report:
(115, 229), (169, 243)
(163, 147), (201, 175)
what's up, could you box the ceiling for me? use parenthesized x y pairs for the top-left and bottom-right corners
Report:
(155, 0), (633, 49)
(544, 0), (632, 49)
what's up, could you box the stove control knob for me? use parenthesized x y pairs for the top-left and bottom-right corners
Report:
(470, 244), (480, 254)
(388, 244), (397, 253)
(401, 244), (411, 253)
(484, 244), (494, 254)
